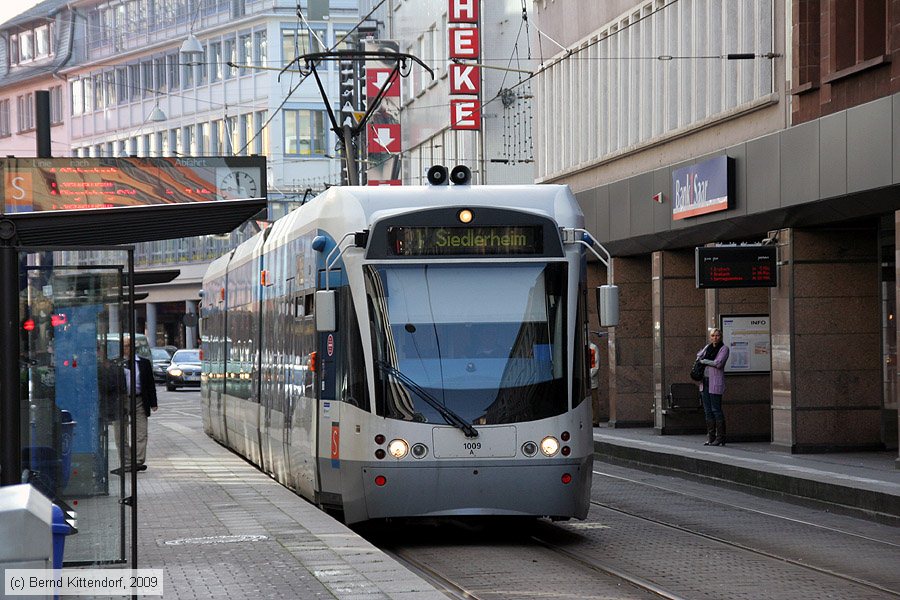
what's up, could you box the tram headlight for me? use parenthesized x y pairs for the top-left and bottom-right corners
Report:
(387, 439), (409, 459)
(411, 443), (428, 459)
(521, 441), (538, 457)
(540, 436), (559, 457)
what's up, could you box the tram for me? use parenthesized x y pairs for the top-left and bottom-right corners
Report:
(201, 169), (615, 524)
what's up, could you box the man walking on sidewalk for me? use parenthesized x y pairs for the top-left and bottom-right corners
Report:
(112, 335), (158, 473)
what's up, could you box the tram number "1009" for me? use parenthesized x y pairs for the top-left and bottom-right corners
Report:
(463, 442), (482, 450)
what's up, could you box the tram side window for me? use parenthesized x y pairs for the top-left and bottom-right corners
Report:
(338, 287), (370, 411)
(293, 294), (314, 320)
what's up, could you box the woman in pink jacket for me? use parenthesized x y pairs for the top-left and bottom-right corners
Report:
(696, 328), (730, 446)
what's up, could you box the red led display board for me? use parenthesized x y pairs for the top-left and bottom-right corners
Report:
(696, 245), (778, 289)
(1, 156), (266, 214)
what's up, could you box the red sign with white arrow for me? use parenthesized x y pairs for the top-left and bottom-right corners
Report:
(366, 68), (400, 100)
(368, 123), (401, 153)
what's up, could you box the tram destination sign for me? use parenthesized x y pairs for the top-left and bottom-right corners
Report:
(388, 225), (543, 256)
(1, 156), (266, 214)
(695, 245), (778, 289)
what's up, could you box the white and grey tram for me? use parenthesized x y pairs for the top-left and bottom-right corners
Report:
(201, 177), (615, 524)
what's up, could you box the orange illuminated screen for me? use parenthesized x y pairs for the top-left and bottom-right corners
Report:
(1, 157), (264, 213)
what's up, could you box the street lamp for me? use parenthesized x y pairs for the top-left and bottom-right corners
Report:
(180, 33), (203, 58)
(149, 104), (167, 122)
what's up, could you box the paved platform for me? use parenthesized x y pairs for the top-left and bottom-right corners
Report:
(594, 426), (900, 523)
(136, 394), (443, 599)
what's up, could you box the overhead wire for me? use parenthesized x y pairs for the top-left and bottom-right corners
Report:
(236, 0), (390, 155)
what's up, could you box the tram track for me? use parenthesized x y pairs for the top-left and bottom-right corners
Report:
(383, 547), (486, 600)
(593, 469), (900, 547)
(383, 503), (898, 600)
(524, 534), (688, 600)
(386, 534), (678, 600)
(370, 465), (899, 599)
(588, 471), (900, 598)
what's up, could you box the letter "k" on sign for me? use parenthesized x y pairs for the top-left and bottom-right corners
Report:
(450, 64), (480, 95)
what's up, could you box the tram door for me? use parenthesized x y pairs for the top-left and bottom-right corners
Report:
(19, 249), (133, 566)
(315, 271), (342, 501)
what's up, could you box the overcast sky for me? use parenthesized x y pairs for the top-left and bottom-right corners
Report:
(0, 1), (41, 27)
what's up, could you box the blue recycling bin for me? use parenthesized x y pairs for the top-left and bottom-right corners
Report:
(58, 410), (76, 490)
(51, 504), (72, 570)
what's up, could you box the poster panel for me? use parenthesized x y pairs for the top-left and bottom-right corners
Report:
(721, 315), (771, 373)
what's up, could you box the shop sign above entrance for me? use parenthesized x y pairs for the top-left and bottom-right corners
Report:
(671, 155), (734, 220)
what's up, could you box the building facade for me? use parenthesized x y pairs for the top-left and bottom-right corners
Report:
(0, 0), (73, 158)
(533, 0), (900, 462)
(364, 0), (537, 184)
(1, 0), (360, 347)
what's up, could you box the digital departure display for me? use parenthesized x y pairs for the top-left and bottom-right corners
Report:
(696, 245), (778, 288)
(1, 157), (266, 214)
(388, 226), (544, 256)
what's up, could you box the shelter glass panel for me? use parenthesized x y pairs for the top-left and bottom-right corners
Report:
(19, 249), (133, 566)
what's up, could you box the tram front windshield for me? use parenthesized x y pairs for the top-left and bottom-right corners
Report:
(365, 263), (568, 425)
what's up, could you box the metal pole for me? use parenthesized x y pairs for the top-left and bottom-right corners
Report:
(128, 249), (138, 576)
(35, 90), (51, 159)
(0, 222), (21, 486)
(341, 124), (359, 186)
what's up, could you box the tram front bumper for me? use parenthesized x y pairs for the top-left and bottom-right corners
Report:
(351, 458), (591, 522)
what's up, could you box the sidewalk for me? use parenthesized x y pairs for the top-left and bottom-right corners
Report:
(593, 426), (900, 523)
(136, 397), (444, 599)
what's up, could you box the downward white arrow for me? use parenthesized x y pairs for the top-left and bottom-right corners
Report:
(374, 127), (395, 150)
(374, 71), (391, 89)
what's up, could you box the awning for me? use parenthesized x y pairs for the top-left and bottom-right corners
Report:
(128, 270), (181, 286)
(1, 198), (267, 246)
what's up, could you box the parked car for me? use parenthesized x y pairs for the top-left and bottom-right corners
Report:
(150, 347), (172, 383)
(166, 349), (202, 391)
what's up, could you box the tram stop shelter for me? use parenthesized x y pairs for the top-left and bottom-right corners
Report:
(0, 155), (267, 568)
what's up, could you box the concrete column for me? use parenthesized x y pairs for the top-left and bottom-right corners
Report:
(895, 211), (900, 468)
(185, 300), (198, 349)
(607, 255), (654, 428)
(771, 227), (881, 453)
(708, 286), (771, 441)
(145, 303), (158, 347)
(653, 250), (706, 434)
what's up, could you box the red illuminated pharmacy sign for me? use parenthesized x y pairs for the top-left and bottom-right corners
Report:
(449, 0), (481, 131)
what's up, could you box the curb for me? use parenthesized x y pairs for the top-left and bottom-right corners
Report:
(594, 440), (900, 523)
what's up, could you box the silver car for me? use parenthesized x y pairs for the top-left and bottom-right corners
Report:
(166, 349), (202, 391)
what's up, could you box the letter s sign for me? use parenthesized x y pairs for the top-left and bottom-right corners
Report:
(5, 172), (33, 212)
(11, 176), (26, 200)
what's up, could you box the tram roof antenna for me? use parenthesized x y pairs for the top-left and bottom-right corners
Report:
(279, 50), (434, 186)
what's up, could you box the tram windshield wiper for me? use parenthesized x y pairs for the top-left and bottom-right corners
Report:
(375, 361), (479, 438)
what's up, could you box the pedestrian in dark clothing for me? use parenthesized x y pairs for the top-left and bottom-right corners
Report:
(112, 336), (158, 473)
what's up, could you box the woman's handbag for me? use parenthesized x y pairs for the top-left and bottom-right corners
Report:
(690, 359), (705, 382)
